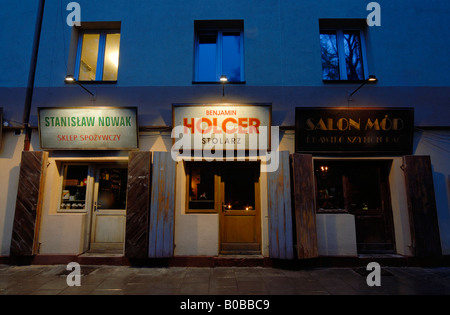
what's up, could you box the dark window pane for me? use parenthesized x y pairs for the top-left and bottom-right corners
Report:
(314, 163), (345, 210)
(348, 167), (381, 210)
(223, 167), (255, 210)
(343, 31), (364, 80)
(222, 32), (241, 82)
(320, 31), (340, 80)
(198, 32), (217, 81)
(189, 166), (215, 209)
(97, 168), (127, 210)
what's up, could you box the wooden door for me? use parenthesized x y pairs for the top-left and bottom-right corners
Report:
(219, 163), (261, 254)
(291, 153), (318, 259)
(346, 161), (396, 253)
(89, 165), (128, 254)
(403, 155), (442, 257)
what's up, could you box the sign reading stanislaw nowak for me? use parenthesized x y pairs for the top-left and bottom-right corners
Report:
(38, 107), (138, 150)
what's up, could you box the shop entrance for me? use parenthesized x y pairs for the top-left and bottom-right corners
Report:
(314, 160), (396, 254)
(89, 165), (128, 254)
(219, 163), (261, 254)
(58, 163), (128, 255)
(186, 162), (261, 255)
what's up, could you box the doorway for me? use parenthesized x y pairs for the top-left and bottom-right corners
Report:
(58, 163), (128, 255)
(219, 163), (261, 254)
(314, 160), (396, 254)
(185, 162), (261, 255)
(89, 165), (128, 254)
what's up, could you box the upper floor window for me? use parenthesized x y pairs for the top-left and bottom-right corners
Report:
(75, 30), (120, 81)
(194, 20), (244, 83)
(319, 20), (368, 81)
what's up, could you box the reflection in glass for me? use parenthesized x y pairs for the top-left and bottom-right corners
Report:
(189, 166), (215, 210)
(343, 31), (364, 80)
(348, 167), (381, 211)
(198, 32), (217, 81)
(97, 168), (127, 210)
(314, 161), (384, 212)
(315, 163), (345, 210)
(60, 165), (88, 210)
(102, 33), (120, 81)
(222, 32), (241, 82)
(320, 31), (340, 80)
(78, 34), (100, 81)
(223, 167), (255, 210)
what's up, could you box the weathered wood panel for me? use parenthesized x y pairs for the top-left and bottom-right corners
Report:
(403, 155), (442, 257)
(290, 153), (318, 259)
(148, 152), (176, 258)
(10, 151), (47, 256)
(125, 151), (152, 259)
(267, 151), (294, 259)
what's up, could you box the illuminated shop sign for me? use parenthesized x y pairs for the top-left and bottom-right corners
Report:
(172, 104), (272, 151)
(295, 107), (414, 155)
(38, 107), (138, 150)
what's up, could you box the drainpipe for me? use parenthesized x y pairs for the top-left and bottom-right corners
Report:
(23, 0), (45, 151)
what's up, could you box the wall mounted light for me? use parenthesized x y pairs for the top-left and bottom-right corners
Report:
(220, 75), (228, 96)
(348, 75), (378, 100)
(64, 75), (95, 98)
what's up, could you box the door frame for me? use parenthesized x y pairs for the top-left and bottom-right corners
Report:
(218, 162), (261, 254)
(88, 163), (128, 254)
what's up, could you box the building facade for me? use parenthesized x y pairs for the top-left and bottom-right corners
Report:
(1, 0), (449, 263)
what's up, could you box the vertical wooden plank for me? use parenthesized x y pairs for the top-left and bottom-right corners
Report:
(267, 151), (294, 259)
(125, 151), (151, 259)
(290, 153), (319, 259)
(403, 155), (442, 257)
(10, 151), (47, 256)
(148, 151), (176, 258)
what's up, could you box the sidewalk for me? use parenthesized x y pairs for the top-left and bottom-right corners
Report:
(1, 264), (450, 295)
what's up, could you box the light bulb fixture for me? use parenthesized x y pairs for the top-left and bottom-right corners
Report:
(348, 75), (378, 100)
(64, 75), (95, 98)
(220, 75), (228, 96)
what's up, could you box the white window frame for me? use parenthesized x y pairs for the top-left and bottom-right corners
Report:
(194, 29), (245, 82)
(321, 28), (369, 81)
(74, 30), (120, 81)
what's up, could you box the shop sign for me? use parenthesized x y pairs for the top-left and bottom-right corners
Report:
(172, 104), (272, 151)
(38, 107), (139, 150)
(295, 107), (414, 155)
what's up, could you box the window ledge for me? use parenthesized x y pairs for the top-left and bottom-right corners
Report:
(322, 79), (370, 84)
(74, 80), (118, 85)
(316, 209), (350, 214)
(192, 81), (246, 85)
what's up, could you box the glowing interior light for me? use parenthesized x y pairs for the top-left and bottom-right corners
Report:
(108, 51), (119, 68)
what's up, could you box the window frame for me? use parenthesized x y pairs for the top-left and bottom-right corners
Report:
(194, 28), (245, 83)
(74, 29), (121, 82)
(58, 163), (93, 213)
(314, 160), (389, 214)
(320, 27), (369, 82)
(185, 162), (220, 214)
